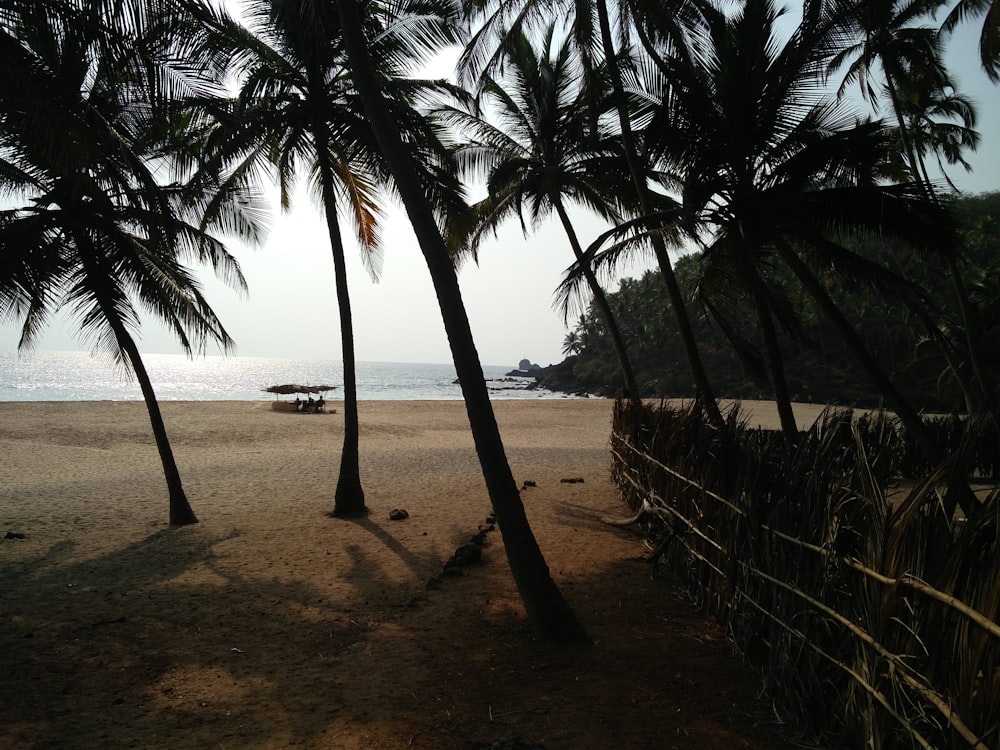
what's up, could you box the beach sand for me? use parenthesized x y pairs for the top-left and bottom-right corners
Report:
(0, 398), (820, 749)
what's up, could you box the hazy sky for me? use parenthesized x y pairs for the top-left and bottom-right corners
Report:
(1, 19), (997, 368)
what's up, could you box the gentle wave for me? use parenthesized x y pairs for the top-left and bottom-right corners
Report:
(0, 350), (563, 401)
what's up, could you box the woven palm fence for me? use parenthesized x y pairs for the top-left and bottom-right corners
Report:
(610, 399), (999, 749)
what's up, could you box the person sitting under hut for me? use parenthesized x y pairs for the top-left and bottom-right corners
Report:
(316, 396), (325, 413)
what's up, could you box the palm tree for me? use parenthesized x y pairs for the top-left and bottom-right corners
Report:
(829, 0), (951, 185)
(940, 0), (1000, 81)
(202, 0), (386, 516)
(459, 0), (726, 425)
(614, 0), (966, 457)
(332, 0), (589, 643)
(201, 0), (468, 516)
(892, 69), (980, 191)
(441, 26), (639, 396)
(562, 325), (585, 356)
(0, 0), (259, 526)
(831, 0), (994, 419)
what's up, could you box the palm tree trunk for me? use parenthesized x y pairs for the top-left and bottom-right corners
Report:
(594, 0), (723, 426)
(77, 233), (197, 526)
(775, 239), (922, 427)
(745, 261), (797, 438)
(883, 66), (993, 414)
(118, 331), (199, 526)
(884, 65), (924, 187)
(334, 0), (588, 643)
(551, 195), (638, 398)
(773, 238), (977, 516)
(315, 150), (366, 516)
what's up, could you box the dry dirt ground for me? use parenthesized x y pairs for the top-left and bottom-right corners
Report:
(0, 400), (808, 749)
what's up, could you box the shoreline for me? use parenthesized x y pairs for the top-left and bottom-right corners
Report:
(0, 398), (619, 547)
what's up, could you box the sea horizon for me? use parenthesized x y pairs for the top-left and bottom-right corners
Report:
(0, 349), (569, 402)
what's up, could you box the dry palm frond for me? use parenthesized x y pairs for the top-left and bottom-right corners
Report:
(609, 397), (1000, 748)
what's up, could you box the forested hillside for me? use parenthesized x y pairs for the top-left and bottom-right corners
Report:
(554, 192), (1000, 410)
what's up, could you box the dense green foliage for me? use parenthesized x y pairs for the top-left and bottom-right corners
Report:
(563, 192), (1000, 409)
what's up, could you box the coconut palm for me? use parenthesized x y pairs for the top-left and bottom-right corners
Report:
(830, 0), (994, 418)
(562, 326), (585, 356)
(0, 0), (259, 526)
(608, 0), (966, 456)
(203, 0), (383, 517)
(441, 26), (639, 396)
(331, 0), (589, 642)
(828, 0), (955, 186)
(201, 0), (468, 516)
(892, 73), (998, 421)
(891, 70), (980, 191)
(940, 0), (1000, 81)
(459, 0), (726, 425)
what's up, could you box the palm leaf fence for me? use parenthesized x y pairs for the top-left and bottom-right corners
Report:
(609, 399), (999, 749)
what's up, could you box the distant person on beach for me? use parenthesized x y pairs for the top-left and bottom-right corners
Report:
(306, 396), (315, 413)
(316, 397), (325, 413)
(295, 396), (302, 411)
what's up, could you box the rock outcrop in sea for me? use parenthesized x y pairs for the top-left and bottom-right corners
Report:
(504, 358), (542, 377)
(504, 357), (602, 398)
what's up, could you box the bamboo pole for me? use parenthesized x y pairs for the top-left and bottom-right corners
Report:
(843, 560), (1000, 641)
(761, 526), (1000, 640)
(737, 592), (938, 750)
(615, 427), (1000, 641)
(745, 563), (991, 749)
(610, 436), (744, 514)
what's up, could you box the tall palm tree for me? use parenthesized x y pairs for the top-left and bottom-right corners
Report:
(831, 0), (994, 419)
(201, 0), (467, 516)
(613, 0), (966, 456)
(460, 0), (726, 425)
(888, 68), (980, 192)
(892, 70), (979, 191)
(828, 0), (955, 187)
(332, 0), (589, 643)
(441, 26), (639, 396)
(0, 0), (259, 526)
(203, 0), (384, 516)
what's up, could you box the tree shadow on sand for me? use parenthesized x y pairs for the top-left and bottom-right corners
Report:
(0, 514), (800, 750)
(337, 513), (468, 587)
(1, 524), (428, 748)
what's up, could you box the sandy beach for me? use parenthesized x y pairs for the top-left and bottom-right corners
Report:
(0, 398), (813, 749)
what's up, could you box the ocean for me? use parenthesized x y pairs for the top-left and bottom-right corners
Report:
(0, 350), (566, 402)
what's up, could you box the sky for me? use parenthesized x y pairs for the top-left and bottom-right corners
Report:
(1, 16), (997, 368)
